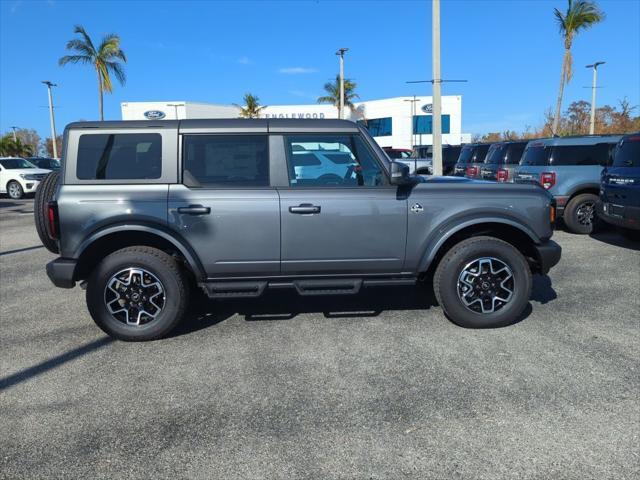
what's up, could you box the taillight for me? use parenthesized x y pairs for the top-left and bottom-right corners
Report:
(47, 202), (59, 239)
(497, 168), (509, 182)
(540, 172), (556, 190)
(466, 166), (478, 177)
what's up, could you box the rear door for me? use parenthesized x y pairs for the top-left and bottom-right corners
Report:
(278, 133), (407, 275)
(168, 129), (280, 277)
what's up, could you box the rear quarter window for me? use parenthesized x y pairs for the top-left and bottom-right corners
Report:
(77, 133), (162, 180)
(520, 145), (549, 166)
(550, 143), (611, 166)
(613, 137), (640, 167)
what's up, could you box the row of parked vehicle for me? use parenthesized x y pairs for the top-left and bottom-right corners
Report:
(384, 133), (639, 236)
(0, 156), (60, 199)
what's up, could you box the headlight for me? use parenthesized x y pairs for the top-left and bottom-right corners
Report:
(20, 174), (39, 181)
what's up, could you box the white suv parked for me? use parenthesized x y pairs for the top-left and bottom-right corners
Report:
(0, 157), (51, 199)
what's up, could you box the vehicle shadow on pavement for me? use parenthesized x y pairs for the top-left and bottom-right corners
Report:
(171, 285), (438, 337)
(589, 230), (640, 251)
(172, 275), (558, 337)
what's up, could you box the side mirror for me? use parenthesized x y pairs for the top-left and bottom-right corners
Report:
(389, 161), (411, 185)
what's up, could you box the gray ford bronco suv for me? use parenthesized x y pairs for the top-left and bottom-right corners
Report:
(36, 119), (561, 341)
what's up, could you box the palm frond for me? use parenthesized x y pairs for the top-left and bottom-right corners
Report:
(73, 25), (96, 53)
(65, 38), (96, 57)
(58, 54), (92, 66)
(105, 61), (126, 85)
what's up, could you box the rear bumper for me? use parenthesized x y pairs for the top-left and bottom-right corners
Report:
(46, 258), (77, 288)
(598, 202), (640, 231)
(533, 240), (562, 274)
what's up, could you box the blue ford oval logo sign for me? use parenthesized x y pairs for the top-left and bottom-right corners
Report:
(144, 110), (166, 120)
(421, 104), (433, 114)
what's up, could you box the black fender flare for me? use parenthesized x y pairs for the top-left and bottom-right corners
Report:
(73, 222), (206, 280)
(417, 215), (541, 273)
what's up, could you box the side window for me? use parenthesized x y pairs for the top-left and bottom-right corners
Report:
(551, 144), (609, 166)
(77, 133), (162, 180)
(285, 134), (385, 187)
(182, 135), (269, 188)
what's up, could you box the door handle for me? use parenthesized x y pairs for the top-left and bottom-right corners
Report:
(289, 203), (321, 214)
(178, 205), (211, 215)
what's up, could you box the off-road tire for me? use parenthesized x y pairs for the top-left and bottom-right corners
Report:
(433, 236), (532, 328)
(34, 171), (60, 254)
(86, 246), (189, 341)
(7, 180), (24, 199)
(564, 193), (599, 235)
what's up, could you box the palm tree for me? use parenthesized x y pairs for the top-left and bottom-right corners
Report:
(0, 135), (34, 157)
(317, 75), (360, 114)
(59, 25), (127, 121)
(551, 0), (605, 135)
(235, 93), (266, 118)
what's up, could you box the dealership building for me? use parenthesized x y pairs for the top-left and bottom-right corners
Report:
(121, 96), (471, 149)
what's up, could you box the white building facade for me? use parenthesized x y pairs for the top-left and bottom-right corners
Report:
(121, 96), (471, 149)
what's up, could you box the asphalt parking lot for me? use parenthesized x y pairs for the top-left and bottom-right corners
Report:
(1, 197), (639, 479)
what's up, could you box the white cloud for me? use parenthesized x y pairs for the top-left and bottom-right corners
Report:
(278, 67), (317, 74)
(237, 56), (251, 65)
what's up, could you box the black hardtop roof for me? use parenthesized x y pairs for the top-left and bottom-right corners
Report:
(65, 118), (360, 133)
(526, 134), (624, 146)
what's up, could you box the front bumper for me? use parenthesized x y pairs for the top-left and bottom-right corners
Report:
(533, 240), (562, 274)
(46, 258), (77, 288)
(598, 202), (640, 231)
(21, 179), (41, 193)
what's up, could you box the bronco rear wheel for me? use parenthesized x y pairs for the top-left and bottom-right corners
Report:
(564, 193), (599, 234)
(434, 236), (532, 328)
(86, 246), (189, 341)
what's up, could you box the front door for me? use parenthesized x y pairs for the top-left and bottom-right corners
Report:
(168, 134), (280, 277)
(278, 133), (407, 275)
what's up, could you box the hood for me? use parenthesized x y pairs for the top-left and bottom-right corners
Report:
(417, 175), (491, 184)
(11, 168), (51, 175)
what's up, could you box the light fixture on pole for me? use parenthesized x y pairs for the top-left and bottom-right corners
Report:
(336, 48), (349, 120)
(166, 103), (184, 120)
(42, 81), (58, 158)
(10, 126), (18, 142)
(586, 61), (605, 135)
(404, 96), (419, 149)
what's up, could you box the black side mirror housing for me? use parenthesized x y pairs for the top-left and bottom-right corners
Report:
(389, 161), (412, 185)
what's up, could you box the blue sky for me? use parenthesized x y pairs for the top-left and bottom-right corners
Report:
(1, 0), (639, 140)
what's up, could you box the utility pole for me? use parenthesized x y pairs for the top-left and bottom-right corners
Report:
(10, 126), (18, 142)
(586, 61), (605, 135)
(404, 96), (419, 149)
(42, 81), (58, 158)
(336, 48), (349, 120)
(432, 0), (443, 176)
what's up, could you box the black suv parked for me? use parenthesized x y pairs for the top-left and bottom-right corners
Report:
(454, 143), (491, 177)
(480, 141), (527, 182)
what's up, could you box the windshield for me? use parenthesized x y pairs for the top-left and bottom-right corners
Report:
(613, 136), (640, 167)
(520, 145), (549, 166)
(484, 144), (506, 164)
(0, 158), (36, 169)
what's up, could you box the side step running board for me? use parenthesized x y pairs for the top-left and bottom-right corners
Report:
(201, 281), (267, 298)
(199, 277), (417, 299)
(293, 279), (362, 296)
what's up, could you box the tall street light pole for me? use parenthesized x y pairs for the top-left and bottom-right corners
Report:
(404, 96), (419, 149)
(42, 81), (58, 158)
(586, 61), (605, 135)
(336, 48), (348, 120)
(10, 126), (18, 142)
(432, 0), (443, 176)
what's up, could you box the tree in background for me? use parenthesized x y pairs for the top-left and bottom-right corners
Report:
(551, 0), (605, 135)
(317, 75), (360, 113)
(59, 25), (127, 121)
(13, 128), (41, 156)
(235, 93), (266, 118)
(0, 135), (34, 157)
(44, 136), (64, 158)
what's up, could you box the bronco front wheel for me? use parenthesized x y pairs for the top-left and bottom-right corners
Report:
(86, 246), (189, 341)
(434, 236), (532, 328)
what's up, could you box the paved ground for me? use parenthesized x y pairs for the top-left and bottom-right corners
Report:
(1, 197), (639, 479)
